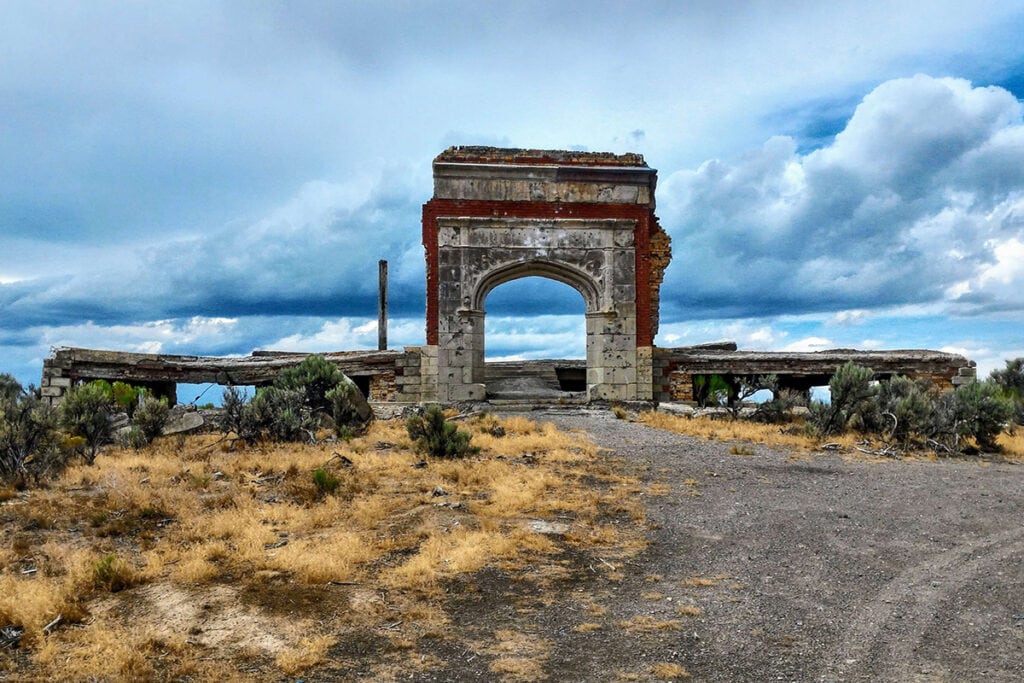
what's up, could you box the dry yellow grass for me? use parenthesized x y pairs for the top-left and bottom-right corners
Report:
(641, 410), (1024, 460)
(651, 661), (691, 679)
(572, 622), (603, 633)
(0, 414), (645, 680)
(616, 615), (683, 632)
(638, 411), (850, 451)
(996, 430), (1024, 458)
(682, 576), (719, 587)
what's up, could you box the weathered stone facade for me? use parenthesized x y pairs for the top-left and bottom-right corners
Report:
(422, 147), (670, 402)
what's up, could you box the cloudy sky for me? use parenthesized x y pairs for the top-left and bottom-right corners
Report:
(3, 0), (1024, 391)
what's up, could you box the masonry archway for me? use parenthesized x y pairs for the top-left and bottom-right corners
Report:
(421, 147), (671, 403)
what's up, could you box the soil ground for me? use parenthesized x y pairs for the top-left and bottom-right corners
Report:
(410, 408), (1024, 682)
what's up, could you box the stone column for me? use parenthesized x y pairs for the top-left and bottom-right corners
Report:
(586, 310), (639, 401)
(437, 309), (486, 402)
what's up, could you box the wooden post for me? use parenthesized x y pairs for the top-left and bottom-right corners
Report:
(378, 259), (388, 351)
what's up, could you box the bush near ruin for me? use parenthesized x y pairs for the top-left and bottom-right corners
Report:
(406, 404), (476, 458)
(0, 377), (170, 485)
(0, 374), (64, 484)
(675, 359), (1023, 455)
(219, 355), (373, 443)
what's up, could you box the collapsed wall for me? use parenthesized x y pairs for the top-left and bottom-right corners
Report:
(39, 347), (436, 408)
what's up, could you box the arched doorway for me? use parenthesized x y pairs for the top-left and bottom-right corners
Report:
(483, 275), (586, 399)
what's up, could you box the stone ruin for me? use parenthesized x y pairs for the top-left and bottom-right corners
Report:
(40, 147), (977, 409)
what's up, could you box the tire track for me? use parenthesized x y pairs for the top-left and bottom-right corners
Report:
(823, 527), (1024, 681)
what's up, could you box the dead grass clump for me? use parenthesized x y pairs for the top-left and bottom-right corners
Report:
(274, 635), (336, 675)
(572, 622), (603, 633)
(996, 430), (1024, 458)
(682, 576), (719, 587)
(269, 531), (375, 584)
(651, 661), (691, 679)
(478, 629), (551, 682)
(616, 615), (683, 632)
(91, 553), (138, 592)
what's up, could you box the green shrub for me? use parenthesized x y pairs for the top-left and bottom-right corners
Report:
(990, 358), (1024, 425)
(951, 380), (1013, 451)
(406, 405), (475, 459)
(0, 379), (63, 483)
(60, 381), (117, 464)
(111, 381), (141, 417)
(312, 467), (341, 496)
(809, 362), (878, 436)
(876, 375), (934, 443)
(276, 355), (344, 415)
(694, 374), (732, 408)
(131, 395), (170, 444)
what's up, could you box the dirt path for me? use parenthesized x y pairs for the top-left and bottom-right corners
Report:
(483, 409), (1024, 682)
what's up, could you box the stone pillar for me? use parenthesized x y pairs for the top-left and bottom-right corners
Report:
(437, 309), (486, 402)
(586, 310), (640, 401)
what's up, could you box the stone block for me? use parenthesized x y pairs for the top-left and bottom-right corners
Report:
(40, 386), (64, 398)
(449, 383), (486, 402)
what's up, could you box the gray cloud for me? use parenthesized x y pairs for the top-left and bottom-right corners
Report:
(659, 75), (1024, 320)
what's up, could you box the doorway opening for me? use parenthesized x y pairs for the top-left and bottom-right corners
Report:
(482, 276), (587, 400)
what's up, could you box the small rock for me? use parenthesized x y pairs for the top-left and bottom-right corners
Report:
(658, 402), (695, 417)
(162, 412), (204, 436)
(432, 486), (449, 497)
(528, 520), (570, 535)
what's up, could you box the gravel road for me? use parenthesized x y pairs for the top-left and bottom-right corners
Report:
(510, 408), (1024, 682)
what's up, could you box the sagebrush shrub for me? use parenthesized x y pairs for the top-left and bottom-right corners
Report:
(990, 358), (1024, 425)
(60, 381), (116, 464)
(809, 362), (877, 436)
(751, 388), (803, 424)
(950, 380), (1013, 451)
(220, 357), (371, 443)
(876, 375), (934, 443)
(325, 377), (373, 437)
(0, 378), (63, 483)
(276, 355), (344, 415)
(131, 395), (170, 445)
(406, 404), (475, 458)
(249, 387), (318, 442)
